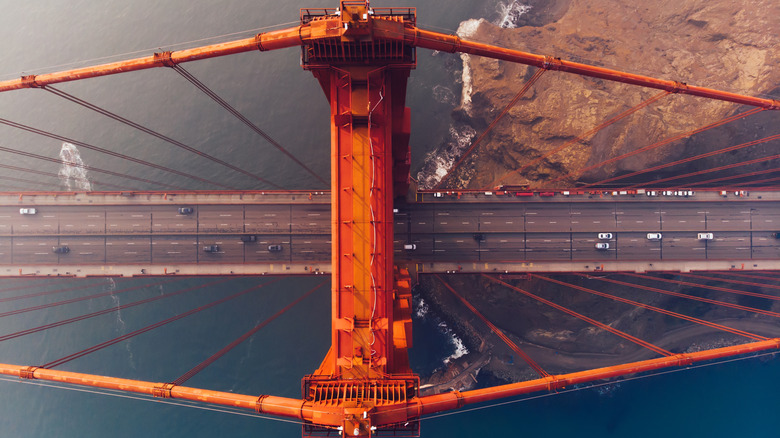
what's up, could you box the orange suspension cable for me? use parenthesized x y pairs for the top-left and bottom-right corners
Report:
(675, 272), (780, 293)
(42, 278), (283, 369)
(169, 66), (327, 188)
(579, 274), (780, 319)
(0, 118), (235, 190)
(434, 68), (546, 190)
(491, 91), (670, 189)
(45, 86), (284, 190)
(0, 278), (232, 343)
(435, 275), (549, 378)
(532, 274), (768, 341)
(172, 279), (326, 386)
(620, 144), (780, 189)
(0, 278), (178, 319)
(587, 132), (780, 188)
(624, 273), (780, 300)
(0, 280), (106, 304)
(683, 167), (780, 188)
(0, 145), (184, 190)
(564, 107), (765, 186)
(484, 275), (673, 356)
(0, 162), (126, 191)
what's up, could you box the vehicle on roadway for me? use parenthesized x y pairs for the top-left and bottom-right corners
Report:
(598, 233), (613, 240)
(178, 207), (194, 214)
(773, 232), (780, 239)
(52, 246), (70, 254)
(647, 233), (662, 240)
(595, 243), (609, 250)
(203, 245), (219, 253)
(19, 208), (37, 215)
(267, 244), (283, 252)
(240, 235), (257, 243)
(404, 244), (416, 250)
(697, 233), (714, 240)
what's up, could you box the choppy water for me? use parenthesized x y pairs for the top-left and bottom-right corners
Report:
(0, 1), (777, 437)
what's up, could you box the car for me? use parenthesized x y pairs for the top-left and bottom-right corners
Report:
(52, 246), (70, 254)
(240, 235), (257, 243)
(662, 190), (674, 196)
(646, 191), (657, 197)
(647, 233), (662, 240)
(697, 233), (714, 240)
(203, 245), (219, 253)
(404, 244), (416, 250)
(178, 207), (194, 215)
(267, 244), (282, 252)
(595, 243), (609, 250)
(433, 192), (444, 198)
(773, 232), (780, 239)
(598, 233), (613, 240)
(19, 208), (37, 215)
(473, 233), (486, 242)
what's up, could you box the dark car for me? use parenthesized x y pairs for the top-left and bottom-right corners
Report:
(240, 235), (257, 243)
(178, 207), (194, 215)
(267, 244), (282, 252)
(52, 246), (70, 254)
(203, 245), (219, 253)
(473, 233), (486, 242)
(773, 232), (780, 239)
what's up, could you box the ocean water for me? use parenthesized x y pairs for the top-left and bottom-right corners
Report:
(0, 0), (778, 437)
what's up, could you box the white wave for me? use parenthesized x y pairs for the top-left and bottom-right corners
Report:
(58, 142), (92, 191)
(443, 334), (469, 364)
(415, 297), (429, 319)
(432, 85), (457, 106)
(495, 1), (532, 29)
(456, 19), (485, 116)
(416, 124), (477, 189)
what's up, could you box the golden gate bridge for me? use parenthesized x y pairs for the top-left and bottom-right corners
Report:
(0, 1), (779, 436)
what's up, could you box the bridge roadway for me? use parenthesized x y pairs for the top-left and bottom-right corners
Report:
(1, 191), (779, 276)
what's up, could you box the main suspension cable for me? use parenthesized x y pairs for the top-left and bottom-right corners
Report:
(0, 118), (232, 189)
(45, 86), (283, 190)
(169, 64), (327, 187)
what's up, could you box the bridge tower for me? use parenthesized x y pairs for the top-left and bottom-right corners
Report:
(300, 2), (418, 435)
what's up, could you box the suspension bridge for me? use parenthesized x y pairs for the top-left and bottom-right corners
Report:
(0, 1), (779, 436)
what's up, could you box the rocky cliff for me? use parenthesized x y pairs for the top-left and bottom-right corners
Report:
(420, 0), (780, 189)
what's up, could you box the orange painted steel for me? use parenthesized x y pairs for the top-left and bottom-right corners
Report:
(0, 363), (321, 422)
(0, 28), (305, 93)
(415, 338), (780, 415)
(398, 28), (780, 110)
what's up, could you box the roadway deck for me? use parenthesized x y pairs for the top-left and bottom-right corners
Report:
(1, 190), (778, 277)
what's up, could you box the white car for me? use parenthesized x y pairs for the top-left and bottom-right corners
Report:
(697, 233), (714, 240)
(404, 244), (417, 250)
(19, 208), (37, 215)
(433, 192), (444, 198)
(595, 243), (609, 250)
(662, 190), (674, 196)
(646, 191), (658, 197)
(598, 233), (613, 240)
(647, 233), (662, 240)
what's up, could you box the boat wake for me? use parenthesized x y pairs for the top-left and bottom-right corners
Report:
(58, 142), (92, 191)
